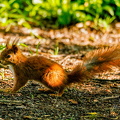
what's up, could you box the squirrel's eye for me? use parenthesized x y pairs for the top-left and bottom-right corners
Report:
(6, 55), (11, 58)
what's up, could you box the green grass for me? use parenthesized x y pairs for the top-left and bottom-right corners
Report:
(0, 0), (120, 30)
(0, 44), (5, 51)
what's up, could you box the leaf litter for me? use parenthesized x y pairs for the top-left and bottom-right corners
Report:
(0, 24), (120, 119)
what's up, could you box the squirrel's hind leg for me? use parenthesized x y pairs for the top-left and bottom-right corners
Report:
(49, 88), (64, 97)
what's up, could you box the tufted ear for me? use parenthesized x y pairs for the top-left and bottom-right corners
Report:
(12, 37), (20, 46)
(6, 37), (20, 48)
(12, 45), (18, 54)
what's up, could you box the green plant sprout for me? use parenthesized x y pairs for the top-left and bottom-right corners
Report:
(53, 42), (59, 55)
(36, 42), (40, 54)
(0, 70), (5, 80)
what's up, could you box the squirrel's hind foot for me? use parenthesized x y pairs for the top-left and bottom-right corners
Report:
(38, 88), (64, 97)
(49, 89), (64, 97)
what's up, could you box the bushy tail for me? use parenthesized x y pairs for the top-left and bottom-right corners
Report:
(67, 45), (120, 84)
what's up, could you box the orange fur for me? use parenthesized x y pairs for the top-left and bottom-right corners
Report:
(0, 38), (120, 96)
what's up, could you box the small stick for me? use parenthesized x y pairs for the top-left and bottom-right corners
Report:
(0, 64), (8, 69)
(0, 80), (12, 87)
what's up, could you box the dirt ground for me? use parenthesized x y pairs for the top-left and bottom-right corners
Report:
(0, 24), (120, 120)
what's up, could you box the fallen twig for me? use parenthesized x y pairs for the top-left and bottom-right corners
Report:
(0, 99), (24, 104)
(102, 95), (120, 100)
(93, 78), (120, 82)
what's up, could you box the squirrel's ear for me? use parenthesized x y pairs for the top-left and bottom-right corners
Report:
(12, 37), (19, 46)
(11, 37), (19, 53)
(12, 45), (18, 54)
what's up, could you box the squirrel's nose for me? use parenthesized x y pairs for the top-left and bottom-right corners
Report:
(0, 59), (2, 63)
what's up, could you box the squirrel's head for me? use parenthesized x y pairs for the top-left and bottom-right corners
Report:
(0, 38), (20, 65)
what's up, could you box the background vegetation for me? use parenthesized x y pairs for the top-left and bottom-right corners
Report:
(0, 0), (120, 29)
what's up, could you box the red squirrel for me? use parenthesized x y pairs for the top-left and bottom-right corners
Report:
(0, 38), (120, 96)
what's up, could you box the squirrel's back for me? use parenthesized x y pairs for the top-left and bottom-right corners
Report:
(13, 56), (68, 91)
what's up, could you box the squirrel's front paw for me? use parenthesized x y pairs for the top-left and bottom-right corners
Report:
(0, 88), (12, 93)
